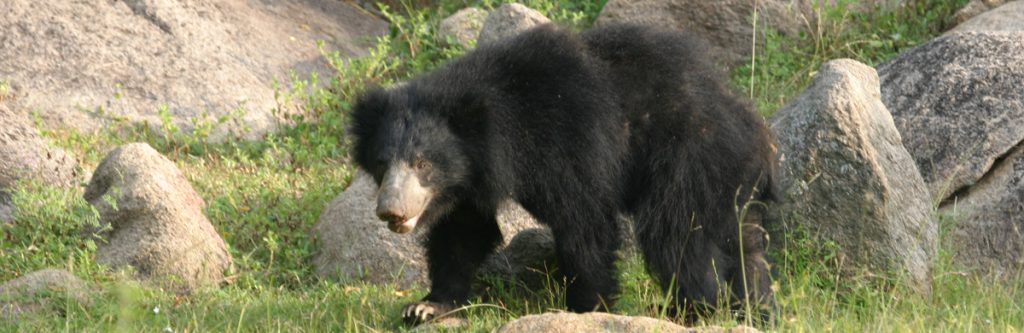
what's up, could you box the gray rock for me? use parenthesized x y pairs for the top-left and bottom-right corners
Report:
(496, 312), (761, 333)
(771, 59), (937, 293)
(0, 104), (78, 190)
(478, 228), (557, 288)
(596, 0), (812, 66)
(478, 4), (551, 46)
(0, 0), (387, 140)
(941, 144), (1024, 277)
(85, 143), (231, 293)
(878, 32), (1024, 202)
(0, 269), (92, 321)
(478, 220), (639, 289)
(828, 0), (904, 12)
(313, 171), (547, 288)
(950, 1), (1023, 33)
(439, 7), (488, 48)
(0, 192), (12, 223)
(409, 317), (470, 332)
(312, 171), (428, 287)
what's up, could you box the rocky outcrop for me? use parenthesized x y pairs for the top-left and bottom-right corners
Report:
(771, 59), (936, 293)
(878, 32), (1024, 203)
(0, 269), (93, 321)
(312, 171), (546, 288)
(496, 312), (761, 333)
(879, 32), (1024, 278)
(596, 0), (812, 66)
(0, 0), (387, 140)
(478, 4), (551, 46)
(85, 143), (231, 292)
(950, 1), (1024, 33)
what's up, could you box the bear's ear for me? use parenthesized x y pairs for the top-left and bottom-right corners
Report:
(350, 87), (392, 169)
(351, 87), (390, 136)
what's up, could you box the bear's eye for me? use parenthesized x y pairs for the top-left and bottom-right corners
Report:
(414, 159), (431, 171)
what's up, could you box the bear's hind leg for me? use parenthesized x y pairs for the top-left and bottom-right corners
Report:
(725, 210), (775, 323)
(631, 188), (775, 324)
(405, 204), (501, 325)
(632, 206), (729, 321)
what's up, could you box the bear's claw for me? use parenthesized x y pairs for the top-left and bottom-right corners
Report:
(401, 301), (455, 325)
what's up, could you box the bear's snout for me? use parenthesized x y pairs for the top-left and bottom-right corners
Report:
(375, 164), (431, 233)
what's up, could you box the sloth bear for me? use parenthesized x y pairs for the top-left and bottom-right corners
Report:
(351, 23), (776, 324)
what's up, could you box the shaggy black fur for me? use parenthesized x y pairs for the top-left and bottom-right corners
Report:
(351, 23), (776, 324)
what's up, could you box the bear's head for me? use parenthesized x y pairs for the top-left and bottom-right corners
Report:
(350, 85), (472, 234)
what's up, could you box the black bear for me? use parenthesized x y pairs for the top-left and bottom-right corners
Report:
(351, 23), (776, 324)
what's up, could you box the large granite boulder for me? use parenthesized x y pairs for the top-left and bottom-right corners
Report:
(942, 144), (1024, 277)
(85, 143), (231, 292)
(771, 59), (937, 293)
(0, 0), (387, 139)
(878, 32), (1024, 277)
(878, 32), (1024, 202)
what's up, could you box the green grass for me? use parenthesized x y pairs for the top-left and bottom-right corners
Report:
(3, 0), (1023, 331)
(734, 0), (970, 114)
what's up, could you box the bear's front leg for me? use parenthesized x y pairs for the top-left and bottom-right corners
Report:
(404, 204), (501, 325)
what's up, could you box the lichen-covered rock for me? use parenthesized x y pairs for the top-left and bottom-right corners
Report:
(439, 7), (488, 48)
(477, 4), (551, 46)
(496, 312), (761, 333)
(0, 104), (78, 190)
(941, 144), (1024, 277)
(312, 171), (545, 288)
(85, 143), (231, 293)
(878, 32), (1024, 202)
(0, 0), (386, 140)
(596, 0), (811, 66)
(0, 269), (92, 321)
(771, 59), (936, 293)
(950, 1), (1023, 33)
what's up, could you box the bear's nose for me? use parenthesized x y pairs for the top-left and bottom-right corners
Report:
(376, 206), (407, 223)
